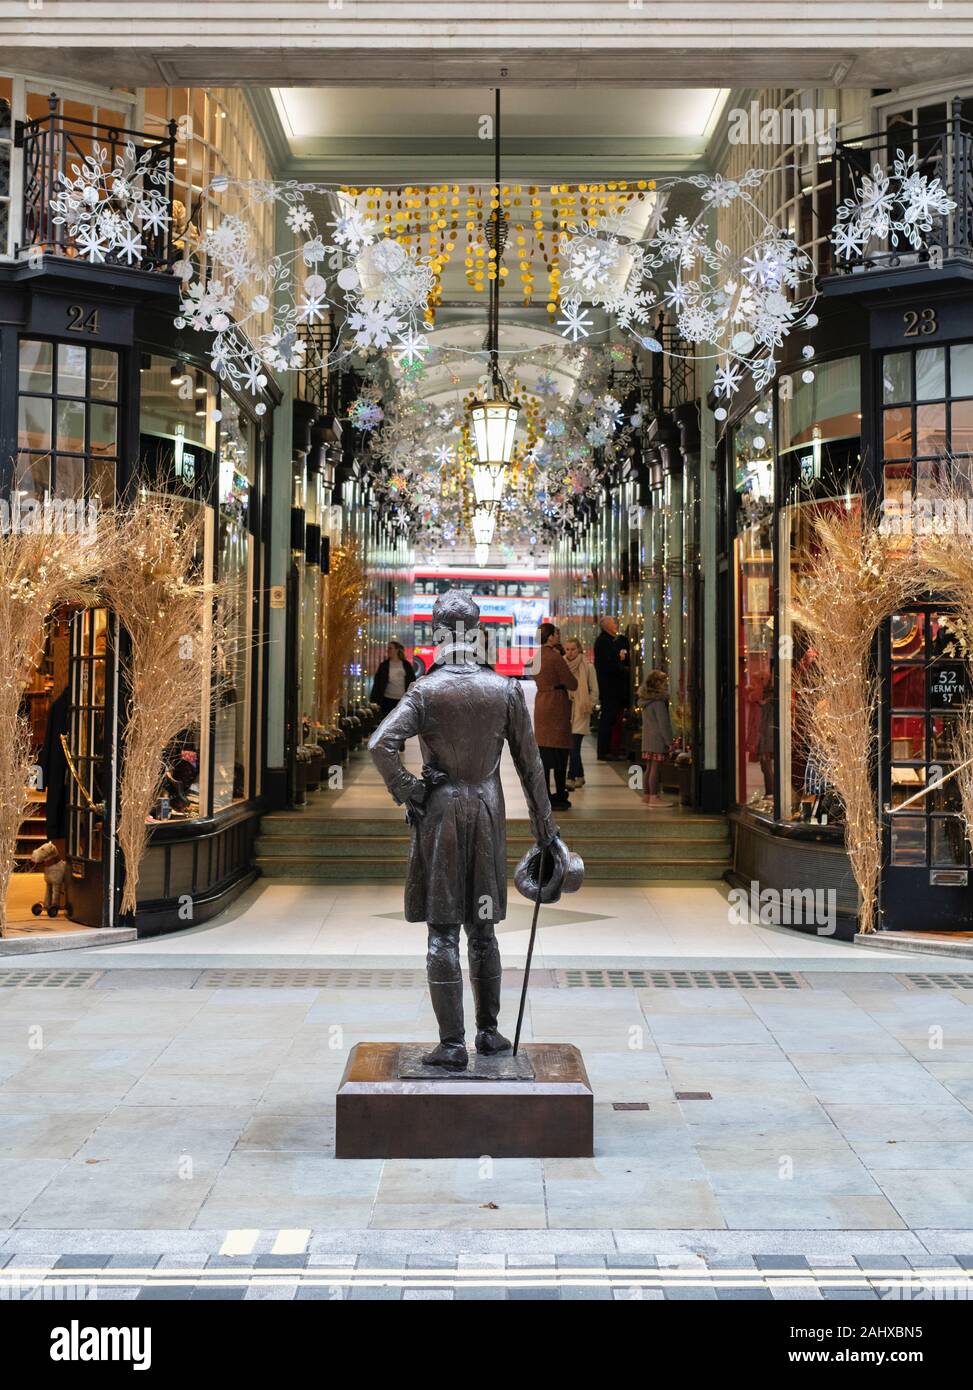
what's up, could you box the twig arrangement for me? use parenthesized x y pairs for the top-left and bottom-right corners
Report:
(323, 544), (366, 725)
(790, 502), (924, 933)
(0, 527), (102, 935)
(99, 494), (222, 917)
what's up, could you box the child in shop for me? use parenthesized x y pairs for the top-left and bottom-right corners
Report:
(638, 669), (674, 808)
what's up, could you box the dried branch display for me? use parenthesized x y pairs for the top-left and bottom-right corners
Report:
(323, 544), (366, 725)
(791, 502), (924, 933)
(99, 494), (221, 917)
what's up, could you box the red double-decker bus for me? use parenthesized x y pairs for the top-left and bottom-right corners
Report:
(412, 565), (550, 677)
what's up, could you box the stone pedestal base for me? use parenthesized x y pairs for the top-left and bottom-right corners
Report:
(335, 1042), (593, 1158)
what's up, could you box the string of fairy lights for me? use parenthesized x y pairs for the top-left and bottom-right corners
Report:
(342, 179), (657, 323)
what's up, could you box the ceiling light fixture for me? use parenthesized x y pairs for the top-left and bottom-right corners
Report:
(467, 89), (520, 529)
(471, 504), (497, 547)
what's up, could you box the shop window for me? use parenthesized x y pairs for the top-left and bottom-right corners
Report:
(300, 461), (325, 734)
(883, 352), (912, 404)
(952, 343), (973, 397)
(16, 337), (118, 503)
(880, 341), (973, 499)
(134, 354), (221, 827)
(213, 394), (254, 812)
(138, 353), (216, 491)
(777, 355), (862, 821)
(733, 397), (775, 813)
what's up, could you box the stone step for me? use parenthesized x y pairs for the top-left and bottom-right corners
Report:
(255, 856), (729, 882)
(258, 813), (729, 842)
(855, 931), (973, 960)
(254, 833), (727, 862)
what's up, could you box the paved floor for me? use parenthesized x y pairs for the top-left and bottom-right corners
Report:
(5, 732), (973, 1299)
(3, 960), (973, 1301)
(30, 878), (941, 967)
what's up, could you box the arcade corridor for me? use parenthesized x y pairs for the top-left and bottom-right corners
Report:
(5, 2), (973, 1327)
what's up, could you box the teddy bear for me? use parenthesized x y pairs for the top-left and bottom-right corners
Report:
(30, 841), (67, 919)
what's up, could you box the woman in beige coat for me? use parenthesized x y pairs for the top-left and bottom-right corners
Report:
(532, 623), (577, 810)
(563, 636), (599, 789)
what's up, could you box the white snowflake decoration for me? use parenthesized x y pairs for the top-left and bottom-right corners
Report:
(329, 209), (378, 254)
(557, 170), (818, 401)
(557, 304), (594, 342)
(833, 148), (957, 260)
(171, 170), (817, 409)
(395, 327), (431, 366)
(51, 140), (171, 266)
(347, 299), (404, 350)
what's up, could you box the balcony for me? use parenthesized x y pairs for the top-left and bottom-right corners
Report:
(823, 97), (973, 293)
(14, 95), (177, 274)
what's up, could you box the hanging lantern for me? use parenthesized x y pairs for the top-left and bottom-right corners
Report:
(471, 461), (507, 506)
(469, 392), (520, 467)
(471, 504), (496, 546)
(474, 542), (490, 567)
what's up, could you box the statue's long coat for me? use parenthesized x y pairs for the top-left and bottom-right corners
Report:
(369, 661), (557, 924)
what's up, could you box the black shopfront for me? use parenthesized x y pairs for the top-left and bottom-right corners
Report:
(0, 256), (276, 937)
(723, 111), (973, 935)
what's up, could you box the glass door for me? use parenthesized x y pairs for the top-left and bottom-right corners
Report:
(882, 603), (972, 930)
(64, 606), (110, 926)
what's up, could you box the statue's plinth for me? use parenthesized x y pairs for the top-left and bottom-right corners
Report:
(335, 1042), (593, 1158)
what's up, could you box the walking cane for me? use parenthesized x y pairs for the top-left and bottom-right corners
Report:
(513, 843), (546, 1056)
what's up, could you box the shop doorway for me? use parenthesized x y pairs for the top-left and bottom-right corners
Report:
(4, 605), (111, 939)
(882, 602), (973, 931)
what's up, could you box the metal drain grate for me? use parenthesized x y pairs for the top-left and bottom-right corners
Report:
(195, 968), (423, 990)
(897, 972), (973, 991)
(556, 968), (806, 990)
(0, 969), (102, 989)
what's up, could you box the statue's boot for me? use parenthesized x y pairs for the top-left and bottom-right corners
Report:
(468, 925), (512, 1055)
(423, 926), (468, 1069)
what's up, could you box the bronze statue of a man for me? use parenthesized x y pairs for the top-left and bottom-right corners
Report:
(369, 589), (563, 1070)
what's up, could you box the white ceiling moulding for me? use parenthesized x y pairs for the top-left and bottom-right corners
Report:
(275, 144), (713, 183)
(259, 85), (726, 181)
(8, 0), (973, 90)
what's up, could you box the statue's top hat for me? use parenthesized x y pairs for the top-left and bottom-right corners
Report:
(514, 835), (584, 905)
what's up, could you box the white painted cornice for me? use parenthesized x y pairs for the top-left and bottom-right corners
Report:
(6, 4), (973, 88)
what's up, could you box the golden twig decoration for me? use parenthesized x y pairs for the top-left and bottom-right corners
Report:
(99, 494), (225, 918)
(324, 544), (366, 725)
(791, 501), (924, 934)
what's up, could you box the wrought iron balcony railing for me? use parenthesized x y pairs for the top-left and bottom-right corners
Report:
(296, 319), (332, 412)
(827, 96), (973, 277)
(15, 94), (177, 273)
